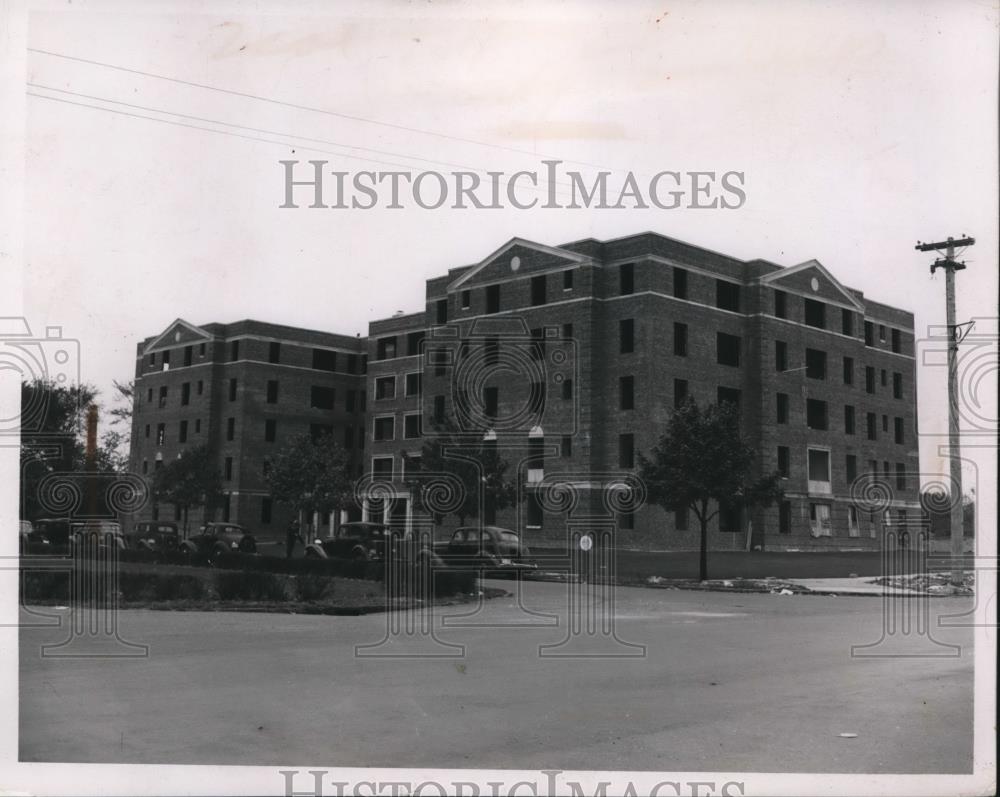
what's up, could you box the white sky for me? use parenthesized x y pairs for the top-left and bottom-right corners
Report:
(9, 0), (1000, 492)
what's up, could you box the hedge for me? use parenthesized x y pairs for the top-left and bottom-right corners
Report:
(117, 548), (382, 579)
(21, 561), (476, 606)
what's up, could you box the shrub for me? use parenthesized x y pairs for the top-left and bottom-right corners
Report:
(21, 571), (69, 602)
(214, 570), (289, 602)
(152, 574), (206, 601)
(294, 573), (335, 602)
(117, 571), (157, 602)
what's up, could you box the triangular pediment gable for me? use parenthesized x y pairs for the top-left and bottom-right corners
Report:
(143, 318), (214, 354)
(448, 238), (591, 291)
(760, 259), (865, 311)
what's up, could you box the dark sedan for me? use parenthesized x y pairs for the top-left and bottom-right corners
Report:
(440, 526), (536, 575)
(31, 518), (75, 551)
(304, 522), (403, 561)
(127, 521), (181, 552)
(179, 522), (257, 559)
(19, 521), (51, 555)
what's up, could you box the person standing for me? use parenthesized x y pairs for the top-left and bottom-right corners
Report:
(285, 518), (304, 559)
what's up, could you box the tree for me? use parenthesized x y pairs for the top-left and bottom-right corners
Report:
(639, 400), (783, 581)
(409, 415), (516, 527)
(19, 379), (98, 520)
(153, 445), (223, 535)
(97, 379), (134, 472)
(922, 488), (976, 539)
(264, 431), (353, 531)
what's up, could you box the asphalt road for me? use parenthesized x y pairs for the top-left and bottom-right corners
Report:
(19, 580), (973, 773)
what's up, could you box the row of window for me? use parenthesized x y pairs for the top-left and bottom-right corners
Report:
(774, 290), (905, 352)
(776, 503), (912, 538)
(776, 447), (911, 491)
(374, 372), (422, 400)
(368, 433), (581, 483)
(374, 331), (427, 361)
(415, 320), (912, 376)
(144, 416), (366, 450)
(146, 380), (367, 412)
(147, 341), (367, 373)
(774, 394), (907, 443)
(144, 420), (202, 445)
(431, 267), (906, 357)
(773, 344), (906, 397)
(432, 264), (695, 324)
(372, 414), (423, 441)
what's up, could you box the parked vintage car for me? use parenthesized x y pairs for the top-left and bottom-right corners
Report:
(68, 520), (128, 556)
(435, 526), (537, 575)
(303, 522), (404, 561)
(31, 518), (75, 550)
(19, 520), (51, 555)
(127, 521), (181, 552)
(179, 522), (257, 558)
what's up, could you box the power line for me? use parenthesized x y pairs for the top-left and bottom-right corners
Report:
(26, 90), (577, 199)
(27, 91), (420, 171)
(28, 82), (572, 187)
(28, 47), (615, 172)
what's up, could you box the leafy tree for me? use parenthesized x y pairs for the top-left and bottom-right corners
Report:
(639, 400), (783, 581)
(922, 488), (976, 539)
(97, 379), (134, 472)
(408, 415), (516, 527)
(19, 379), (97, 520)
(153, 444), (223, 535)
(264, 431), (353, 532)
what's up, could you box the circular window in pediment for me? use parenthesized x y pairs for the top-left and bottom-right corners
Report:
(510, 256), (521, 272)
(810, 277), (820, 291)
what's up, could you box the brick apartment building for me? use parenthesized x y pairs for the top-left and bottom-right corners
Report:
(359, 232), (920, 551)
(128, 319), (367, 537)
(128, 232), (920, 551)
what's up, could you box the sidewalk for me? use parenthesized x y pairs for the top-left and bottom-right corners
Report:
(785, 577), (972, 597)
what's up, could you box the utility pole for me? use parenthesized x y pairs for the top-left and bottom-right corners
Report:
(915, 234), (974, 586)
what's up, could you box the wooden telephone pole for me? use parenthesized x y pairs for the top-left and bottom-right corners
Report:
(915, 235), (974, 585)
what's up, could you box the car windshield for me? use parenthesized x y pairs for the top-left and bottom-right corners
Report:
(499, 532), (520, 544)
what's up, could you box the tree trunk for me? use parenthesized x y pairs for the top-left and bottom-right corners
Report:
(699, 503), (709, 582)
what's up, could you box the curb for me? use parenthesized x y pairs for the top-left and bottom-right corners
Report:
(518, 573), (973, 597)
(25, 587), (513, 616)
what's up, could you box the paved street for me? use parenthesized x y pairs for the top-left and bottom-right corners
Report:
(19, 580), (973, 772)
